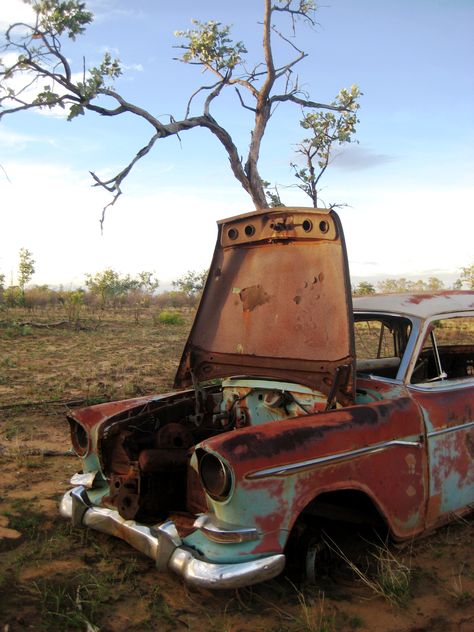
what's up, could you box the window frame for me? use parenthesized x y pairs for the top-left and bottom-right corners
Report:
(353, 311), (418, 383)
(406, 311), (474, 391)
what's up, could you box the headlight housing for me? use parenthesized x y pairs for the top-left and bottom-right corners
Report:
(68, 417), (90, 457)
(199, 452), (233, 501)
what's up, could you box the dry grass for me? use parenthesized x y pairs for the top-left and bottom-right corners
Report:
(0, 306), (195, 407)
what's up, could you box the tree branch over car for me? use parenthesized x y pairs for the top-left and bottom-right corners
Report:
(290, 85), (361, 207)
(0, 0), (359, 223)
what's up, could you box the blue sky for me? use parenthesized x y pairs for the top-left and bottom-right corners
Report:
(0, 0), (473, 288)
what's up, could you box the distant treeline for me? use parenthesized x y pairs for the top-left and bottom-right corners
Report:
(0, 265), (208, 312)
(1, 261), (473, 312)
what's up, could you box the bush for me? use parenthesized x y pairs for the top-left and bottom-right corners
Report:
(153, 291), (192, 310)
(154, 310), (184, 325)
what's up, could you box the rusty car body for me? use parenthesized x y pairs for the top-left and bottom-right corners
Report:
(60, 207), (474, 588)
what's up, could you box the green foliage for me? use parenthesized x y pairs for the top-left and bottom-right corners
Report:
(378, 277), (444, 294)
(18, 248), (35, 292)
(84, 268), (159, 307)
(62, 289), (84, 322)
(3, 286), (22, 307)
(135, 270), (160, 293)
(153, 290), (193, 309)
(262, 180), (285, 207)
(172, 269), (208, 298)
(2, 1), (121, 121)
(155, 310), (184, 325)
(175, 20), (247, 72)
(457, 263), (474, 289)
(73, 52), (122, 109)
(291, 85), (361, 206)
(353, 281), (376, 296)
(31, 0), (93, 39)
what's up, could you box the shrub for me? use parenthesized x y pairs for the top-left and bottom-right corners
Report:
(154, 310), (184, 325)
(153, 291), (192, 309)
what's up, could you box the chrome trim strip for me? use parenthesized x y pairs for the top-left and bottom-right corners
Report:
(60, 488), (284, 589)
(70, 471), (98, 489)
(246, 439), (423, 480)
(427, 419), (474, 438)
(408, 379), (474, 393)
(168, 548), (285, 589)
(194, 514), (259, 543)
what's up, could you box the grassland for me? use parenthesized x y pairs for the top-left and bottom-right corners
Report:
(0, 306), (473, 631)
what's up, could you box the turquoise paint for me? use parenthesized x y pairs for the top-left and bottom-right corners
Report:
(182, 528), (285, 563)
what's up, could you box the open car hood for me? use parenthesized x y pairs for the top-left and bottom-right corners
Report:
(174, 208), (355, 405)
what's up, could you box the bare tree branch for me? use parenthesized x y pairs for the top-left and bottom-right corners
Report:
(271, 93), (346, 111)
(185, 80), (222, 118)
(0, 0), (358, 219)
(234, 87), (257, 113)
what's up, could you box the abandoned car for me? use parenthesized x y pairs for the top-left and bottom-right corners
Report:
(60, 207), (474, 589)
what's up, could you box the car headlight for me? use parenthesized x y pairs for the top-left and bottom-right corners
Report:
(199, 452), (233, 501)
(68, 418), (90, 457)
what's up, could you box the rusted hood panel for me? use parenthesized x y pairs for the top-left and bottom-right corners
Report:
(67, 394), (172, 430)
(175, 208), (355, 404)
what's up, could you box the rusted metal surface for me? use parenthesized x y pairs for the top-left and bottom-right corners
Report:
(354, 291), (474, 318)
(174, 208), (355, 407)
(409, 386), (474, 525)
(59, 206), (474, 589)
(199, 386), (428, 547)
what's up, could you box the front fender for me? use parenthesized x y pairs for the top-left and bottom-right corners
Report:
(199, 396), (427, 548)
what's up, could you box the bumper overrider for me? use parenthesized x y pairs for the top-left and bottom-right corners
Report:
(60, 486), (285, 589)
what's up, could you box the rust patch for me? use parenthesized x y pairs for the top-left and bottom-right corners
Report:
(465, 431), (474, 458)
(239, 285), (271, 312)
(405, 453), (416, 474)
(405, 290), (467, 305)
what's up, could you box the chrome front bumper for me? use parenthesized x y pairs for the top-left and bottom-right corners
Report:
(60, 487), (285, 589)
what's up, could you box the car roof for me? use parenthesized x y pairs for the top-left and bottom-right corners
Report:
(353, 291), (474, 320)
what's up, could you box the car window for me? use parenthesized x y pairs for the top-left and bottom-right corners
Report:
(354, 316), (411, 378)
(411, 316), (474, 384)
(355, 320), (396, 358)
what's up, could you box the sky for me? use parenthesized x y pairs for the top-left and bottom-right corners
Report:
(0, 0), (473, 289)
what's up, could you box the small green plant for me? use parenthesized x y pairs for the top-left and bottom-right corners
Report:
(337, 612), (364, 629)
(448, 567), (472, 606)
(4, 322), (32, 337)
(327, 536), (412, 607)
(63, 290), (84, 324)
(295, 590), (335, 632)
(374, 545), (411, 606)
(8, 508), (44, 540)
(154, 310), (184, 325)
(34, 580), (98, 631)
(2, 421), (19, 440)
(1, 356), (16, 368)
(146, 586), (176, 627)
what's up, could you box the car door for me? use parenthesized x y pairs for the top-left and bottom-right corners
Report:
(408, 314), (474, 527)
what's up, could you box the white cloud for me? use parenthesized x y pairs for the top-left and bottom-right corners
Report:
(0, 127), (41, 148)
(332, 145), (396, 171)
(99, 45), (120, 56)
(88, 1), (144, 23)
(0, 0), (35, 31)
(2, 158), (472, 290)
(0, 160), (250, 286)
(122, 63), (144, 72)
(337, 185), (474, 279)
